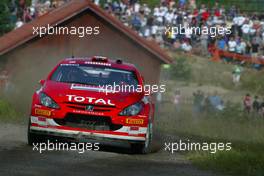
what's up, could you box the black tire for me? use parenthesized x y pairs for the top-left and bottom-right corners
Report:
(27, 120), (44, 146)
(131, 123), (153, 154)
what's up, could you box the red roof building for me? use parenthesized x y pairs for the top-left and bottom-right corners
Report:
(0, 0), (172, 110)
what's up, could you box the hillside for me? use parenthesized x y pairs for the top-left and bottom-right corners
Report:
(156, 52), (264, 176)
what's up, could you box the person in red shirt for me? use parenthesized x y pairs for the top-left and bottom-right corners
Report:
(193, 8), (199, 17)
(243, 94), (252, 114)
(201, 9), (210, 22)
(214, 9), (221, 17)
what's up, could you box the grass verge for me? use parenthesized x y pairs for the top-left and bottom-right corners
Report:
(0, 98), (23, 123)
(158, 53), (264, 176)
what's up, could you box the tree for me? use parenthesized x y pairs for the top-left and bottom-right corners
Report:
(0, 0), (14, 36)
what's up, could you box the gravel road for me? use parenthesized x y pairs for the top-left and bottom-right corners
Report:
(0, 123), (226, 176)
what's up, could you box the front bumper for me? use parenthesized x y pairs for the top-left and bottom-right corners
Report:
(30, 116), (147, 143)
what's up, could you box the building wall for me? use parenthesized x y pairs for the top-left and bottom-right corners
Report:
(2, 9), (162, 112)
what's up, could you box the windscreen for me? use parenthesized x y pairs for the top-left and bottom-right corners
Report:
(50, 64), (139, 86)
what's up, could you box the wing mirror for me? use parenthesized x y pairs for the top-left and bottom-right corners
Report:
(141, 76), (145, 83)
(39, 79), (45, 86)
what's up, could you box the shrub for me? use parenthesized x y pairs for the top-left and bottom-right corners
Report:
(170, 57), (192, 81)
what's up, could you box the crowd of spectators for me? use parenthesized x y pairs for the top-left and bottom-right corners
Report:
(7, 0), (264, 61)
(244, 94), (264, 117)
(8, 0), (69, 29)
(172, 89), (264, 117)
(97, 0), (264, 60)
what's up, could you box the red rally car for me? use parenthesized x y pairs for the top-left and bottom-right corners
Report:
(28, 56), (154, 153)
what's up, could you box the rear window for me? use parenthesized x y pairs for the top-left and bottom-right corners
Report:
(50, 64), (139, 86)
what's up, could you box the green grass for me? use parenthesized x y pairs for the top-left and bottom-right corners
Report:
(166, 52), (264, 94)
(156, 100), (264, 176)
(157, 53), (264, 176)
(188, 150), (264, 176)
(0, 99), (23, 123)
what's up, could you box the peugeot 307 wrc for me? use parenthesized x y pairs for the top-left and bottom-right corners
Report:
(28, 56), (155, 153)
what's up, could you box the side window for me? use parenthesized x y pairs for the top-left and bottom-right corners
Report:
(50, 67), (62, 81)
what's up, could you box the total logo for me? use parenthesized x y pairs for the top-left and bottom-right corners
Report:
(66, 95), (115, 106)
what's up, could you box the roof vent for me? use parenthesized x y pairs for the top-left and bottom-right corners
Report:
(92, 56), (108, 62)
(116, 59), (123, 64)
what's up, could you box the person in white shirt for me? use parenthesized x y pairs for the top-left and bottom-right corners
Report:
(242, 21), (251, 34)
(181, 40), (192, 52)
(15, 18), (24, 29)
(144, 28), (150, 38)
(237, 15), (245, 27)
(241, 20), (253, 41)
(236, 15), (245, 37)
(232, 16), (239, 26)
(228, 37), (237, 52)
(165, 10), (174, 24)
(236, 38), (246, 54)
(143, 4), (151, 16)
(151, 25), (158, 35)
(94, 0), (100, 5)
(153, 7), (159, 17)
(134, 2), (140, 13)
(156, 8), (164, 25)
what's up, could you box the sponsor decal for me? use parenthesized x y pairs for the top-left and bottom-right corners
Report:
(71, 84), (104, 92)
(35, 108), (51, 116)
(125, 118), (144, 125)
(85, 105), (94, 111)
(60, 64), (79, 66)
(72, 110), (104, 116)
(66, 95), (115, 106)
(85, 61), (111, 66)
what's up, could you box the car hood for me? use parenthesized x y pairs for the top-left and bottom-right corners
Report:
(42, 81), (144, 108)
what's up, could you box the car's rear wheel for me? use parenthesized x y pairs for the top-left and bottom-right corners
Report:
(131, 123), (153, 154)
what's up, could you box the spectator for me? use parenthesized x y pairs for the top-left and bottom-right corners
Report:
(15, 18), (24, 29)
(228, 37), (237, 52)
(6, 0), (264, 65)
(243, 93), (252, 114)
(251, 38), (260, 57)
(217, 37), (226, 50)
(245, 40), (252, 55)
(236, 38), (246, 54)
(181, 40), (192, 52)
(232, 65), (242, 83)
(242, 19), (252, 41)
(173, 90), (181, 112)
(131, 14), (142, 31)
(173, 39), (181, 50)
(261, 98), (264, 118)
(253, 96), (261, 115)
(189, 0), (196, 10)
(208, 91), (224, 111)
(193, 90), (204, 113)
(179, 0), (186, 8)
(23, 7), (33, 22)
(200, 26), (209, 55)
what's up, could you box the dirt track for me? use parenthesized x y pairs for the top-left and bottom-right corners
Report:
(0, 123), (225, 176)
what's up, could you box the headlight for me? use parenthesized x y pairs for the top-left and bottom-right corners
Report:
(119, 102), (143, 116)
(40, 92), (59, 109)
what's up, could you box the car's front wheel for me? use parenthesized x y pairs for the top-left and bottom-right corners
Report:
(27, 120), (44, 146)
(131, 123), (153, 154)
